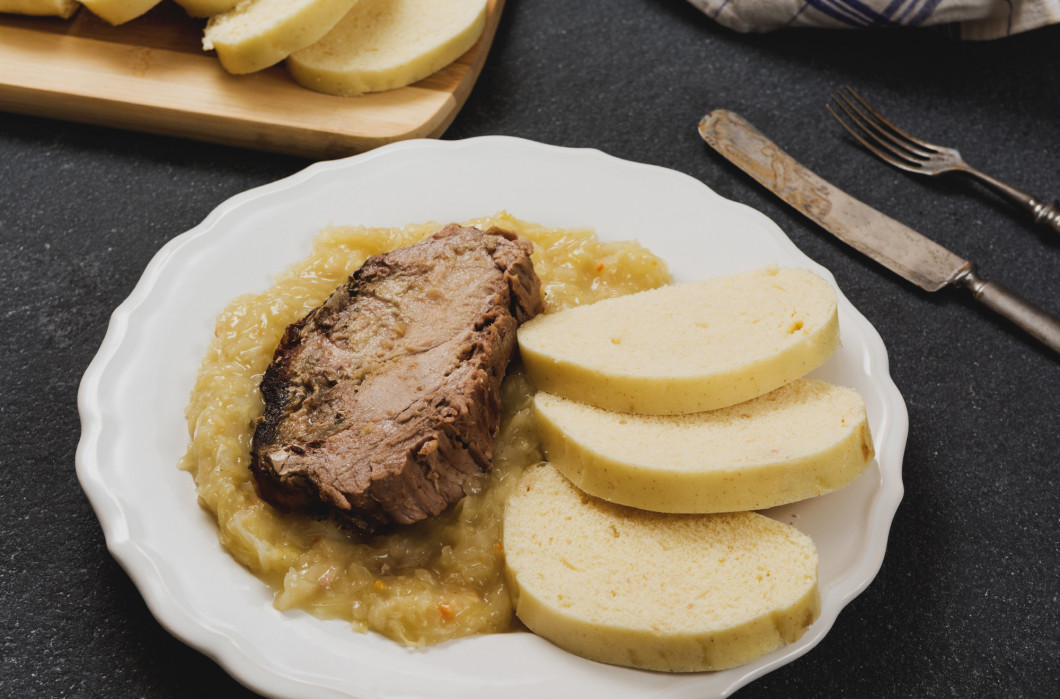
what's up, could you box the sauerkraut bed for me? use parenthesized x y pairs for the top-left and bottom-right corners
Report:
(179, 212), (669, 646)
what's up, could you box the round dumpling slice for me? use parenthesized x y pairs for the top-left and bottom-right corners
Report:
(503, 463), (821, 672)
(286, 0), (488, 96)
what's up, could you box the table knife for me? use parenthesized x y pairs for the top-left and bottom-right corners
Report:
(698, 109), (1060, 355)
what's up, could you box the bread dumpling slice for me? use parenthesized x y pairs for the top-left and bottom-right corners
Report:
(173, 0), (238, 18)
(503, 463), (821, 672)
(534, 379), (874, 513)
(517, 267), (840, 415)
(287, 0), (488, 97)
(80, 0), (160, 24)
(0, 0), (79, 18)
(203, 0), (362, 74)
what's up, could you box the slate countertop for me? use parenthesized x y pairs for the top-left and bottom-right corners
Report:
(2, 1), (1057, 697)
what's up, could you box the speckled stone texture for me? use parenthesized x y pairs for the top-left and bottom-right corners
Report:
(1, 1), (1058, 697)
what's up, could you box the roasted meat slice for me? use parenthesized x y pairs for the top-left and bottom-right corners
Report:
(250, 225), (542, 534)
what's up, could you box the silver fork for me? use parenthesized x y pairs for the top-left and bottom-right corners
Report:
(828, 86), (1060, 236)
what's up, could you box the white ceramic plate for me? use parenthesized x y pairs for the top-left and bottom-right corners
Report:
(77, 136), (907, 698)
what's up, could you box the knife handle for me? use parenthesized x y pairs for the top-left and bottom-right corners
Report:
(956, 266), (1060, 354)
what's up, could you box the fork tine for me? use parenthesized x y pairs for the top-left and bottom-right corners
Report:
(839, 87), (940, 155)
(832, 90), (933, 161)
(829, 94), (928, 169)
(826, 103), (925, 174)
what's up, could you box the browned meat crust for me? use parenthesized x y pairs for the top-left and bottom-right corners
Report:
(250, 225), (542, 534)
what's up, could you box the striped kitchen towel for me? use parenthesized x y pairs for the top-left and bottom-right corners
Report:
(686, 0), (1060, 38)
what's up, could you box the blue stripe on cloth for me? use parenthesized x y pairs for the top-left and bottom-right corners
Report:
(814, 0), (946, 28)
(1001, 0), (1015, 35)
(896, 0), (923, 22)
(805, 0), (899, 28)
(905, 0), (946, 25)
(881, 0), (915, 20)
(783, 2), (813, 27)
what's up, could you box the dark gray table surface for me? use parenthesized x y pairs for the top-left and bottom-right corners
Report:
(2, 1), (1058, 697)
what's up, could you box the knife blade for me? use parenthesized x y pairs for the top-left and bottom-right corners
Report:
(698, 109), (1060, 355)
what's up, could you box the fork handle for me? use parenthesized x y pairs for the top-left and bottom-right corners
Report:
(1028, 197), (1060, 234)
(955, 266), (1060, 354)
(965, 167), (1060, 235)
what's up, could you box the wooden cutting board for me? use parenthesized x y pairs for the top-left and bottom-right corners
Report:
(0, 0), (504, 159)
